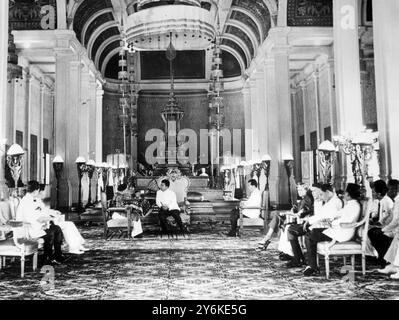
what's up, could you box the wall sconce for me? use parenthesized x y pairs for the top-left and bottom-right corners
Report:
(75, 156), (86, 213)
(52, 155), (64, 209)
(261, 154), (271, 191)
(283, 154), (295, 206)
(86, 159), (96, 207)
(333, 130), (378, 186)
(6, 143), (25, 188)
(318, 140), (336, 185)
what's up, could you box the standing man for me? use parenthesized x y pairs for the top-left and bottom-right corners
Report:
(227, 179), (262, 237)
(156, 179), (186, 234)
(16, 181), (65, 265)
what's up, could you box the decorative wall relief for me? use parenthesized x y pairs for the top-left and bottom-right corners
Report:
(287, 0), (332, 27)
(9, 0), (57, 30)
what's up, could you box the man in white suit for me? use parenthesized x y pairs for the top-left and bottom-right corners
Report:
(227, 179), (262, 237)
(303, 183), (360, 276)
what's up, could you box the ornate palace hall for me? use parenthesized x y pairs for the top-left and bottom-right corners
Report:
(1, 0), (399, 301)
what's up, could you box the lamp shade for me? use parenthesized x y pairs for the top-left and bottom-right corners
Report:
(86, 159), (96, 167)
(262, 154), (272, 161)
(239, 161), (248, 166)
(6, 143), (24, 156)
(52, 155), (64, 163)
(282, 154), (294, 161)
(102, 162), (110, 168)
(318, 140), (336, 152)
(75, 156), (86, 164)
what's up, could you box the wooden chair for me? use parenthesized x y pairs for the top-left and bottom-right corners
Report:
(0, 199), (39, 278)
(100, 192), (132, 240)
(316, 198), (372, 279)
(238, 190), (269, 237)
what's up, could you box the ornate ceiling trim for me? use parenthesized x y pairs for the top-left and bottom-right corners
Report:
(101, 48), (120, 76)
(231, 0), (271, 41)
(221, 34), (251, 68)
(98, 40), (121, 74)
(225, 20), (258, 53)
(87, 21), (119, 59)
(220, 45), (245, 76)
(72, 0), (113, 43)
(225, 23), (256, 59)
(229, 6), (264, 41)
(81, 8), (114, 46)
(94, 34), (121, 68)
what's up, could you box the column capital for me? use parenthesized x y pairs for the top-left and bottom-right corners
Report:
(96, 89), (104, 97)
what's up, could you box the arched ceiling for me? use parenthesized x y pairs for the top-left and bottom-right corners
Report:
(71, 0), (277, 79)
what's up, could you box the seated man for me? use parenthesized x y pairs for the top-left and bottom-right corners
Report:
(378, 180), (399, 277)
(284, 183), (323, 267)
(16, 181), (64, 265)
(303, 183), (359, 277)
(227, 179), (261, 237)
(368, 180), (395, 267)
(36, 184), (88, 255)
(156, 179), (186, 234)
(256, 183), (316, 252)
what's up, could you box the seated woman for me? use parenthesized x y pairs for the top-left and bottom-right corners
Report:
(109, 189), (151, 238)
(303, 183), (362, 277)
(37, 184), (88, 255)
(256, 183), (315, 252)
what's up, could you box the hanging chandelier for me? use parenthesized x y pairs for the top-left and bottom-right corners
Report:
(125, 0), (215, 51)
(208, 18), (224, 131)
(118, 37), (139, 156)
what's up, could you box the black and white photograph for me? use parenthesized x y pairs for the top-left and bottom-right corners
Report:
(0, 0), (398, 306)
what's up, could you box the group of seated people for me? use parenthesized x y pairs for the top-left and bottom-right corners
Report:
(109, 179), (188, 237)
(228, 178), (399, 279)
(12, 181), (88, 265)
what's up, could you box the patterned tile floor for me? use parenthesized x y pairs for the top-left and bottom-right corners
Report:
(0, 226), (398, 300)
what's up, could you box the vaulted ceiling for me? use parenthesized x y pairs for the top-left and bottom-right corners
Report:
(70, 0), (279, 80)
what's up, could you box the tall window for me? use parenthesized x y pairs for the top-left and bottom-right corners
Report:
(16, 130), (23, 147)
(324, 127), (332, 142)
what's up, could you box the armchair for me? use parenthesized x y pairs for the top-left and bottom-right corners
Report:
(238, 190), (269, 237)
(317, 198), (372, 279)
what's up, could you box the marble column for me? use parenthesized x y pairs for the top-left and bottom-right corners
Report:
(300, 81), (310, 150)
(0, 0), (9, 196)
(373, 1), (399, 180)
(88, 75), (97, 161)
(255, 68), (267, 158)
(291, 86), (301, 180)
(274, 45), (293, 207)
(311, 68), (322, 145)
(264, 56), (280, 207)
(39, 82), (45, 183)
(242, 82), (252, 161)
(95, 84), (104, 163)
(333, 0), (363, 135)
(25, 73), (34, 182)
(333, 0), (363, 185)
(249, 78), (259, 160)
(80, 67), (90, 160)
(54, 51), (82, 208)
(56, 0), (67, 30)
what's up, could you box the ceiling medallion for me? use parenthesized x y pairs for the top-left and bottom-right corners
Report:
(125, 0), (215, 51)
